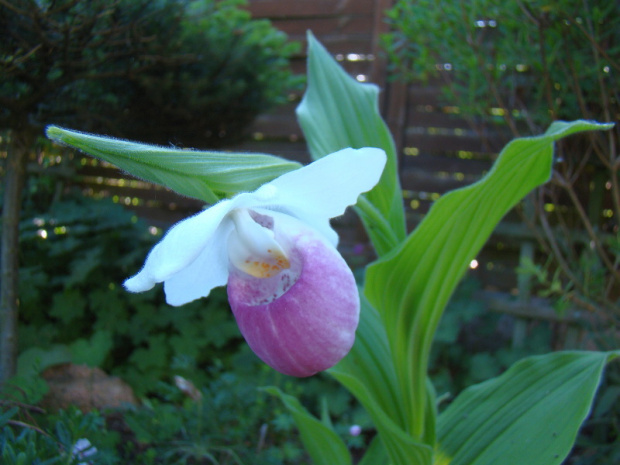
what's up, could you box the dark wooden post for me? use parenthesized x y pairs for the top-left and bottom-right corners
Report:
(0, 130), (31, 384)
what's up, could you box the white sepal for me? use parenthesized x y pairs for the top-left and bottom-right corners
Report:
(266, 147), (386, 221)
(124, 199), (236, 294)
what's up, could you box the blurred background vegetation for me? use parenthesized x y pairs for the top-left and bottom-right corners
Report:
(383, 0), (619, 325)
(1, 0), (300, 387)
(1, 0), (300, 146)
(383, 2), (619, 463)
(1, 0), (618, 463)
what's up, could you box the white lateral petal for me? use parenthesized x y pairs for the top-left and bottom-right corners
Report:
(163, 218), (233, 306)
(124, 199), (236, 293)
(265, 147), (386, 220)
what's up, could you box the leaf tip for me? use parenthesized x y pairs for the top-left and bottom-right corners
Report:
(45, 125), (63, 142)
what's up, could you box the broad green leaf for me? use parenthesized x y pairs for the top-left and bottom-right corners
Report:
(296, 33), (405, 255)
(365, 120), (614, 439)
(329, 293), (433, 465)
(357, 437), (389, 465)
(437, 351), (620, 465)
(46, 125), (301, 204)
(16, 345), (72, 378)
(69, 330), (113, 367)
(264, 387), (351, 465)
(330, 294), (404, 426)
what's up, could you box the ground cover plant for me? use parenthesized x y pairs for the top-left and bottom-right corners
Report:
(30, 32), (619, 465)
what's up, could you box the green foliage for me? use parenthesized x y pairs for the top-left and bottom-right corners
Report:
(263, 387), (351, 465)
(0, 370), (361, 464)
(1, 0), (300, 146)
(0, 406), (118, 464)
(297, 33), (406, 256)
(571, 363), (620, 465)
(429, 278), (550, 398)
(383, 0), (619, 131)
(364, 120), (612, 446)
(13, 190), (243, 399)
(116, 0), (302, 146)
(277, 36), (616, 465)
(437, 351), (620, 465)
(382, 0), (620, 324)
(9, 178), (367, 463)
(11, 24), (619, 465)
(46, 126), (302, 204)
(329, 292), (433, 465)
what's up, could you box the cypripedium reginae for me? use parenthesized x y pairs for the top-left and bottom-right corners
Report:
(125, 147), (387, 377)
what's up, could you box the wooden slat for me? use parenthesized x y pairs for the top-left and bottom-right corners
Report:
(245, 0), (375, 18)
(276, 56), (375, 82)
(401, 153), (494, 175)
(227, 140), (310, 162)
(294, 35), (376, 55)
(123, 205), (201, 226)
(406, 84), (444, 106)
(76, 182), (194, 204)
(400, 168), (474, 194)
(369, 0), (393, 87)
(247, 113), (303, 139)
(404, 128), (509, 154)
(406, 110), (486, 130)
(265, 16), (376, 37)
(481, 290), (584, 323)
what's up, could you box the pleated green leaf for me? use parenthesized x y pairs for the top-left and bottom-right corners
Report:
(364, 120), (614, 439)
(46, 125), (301, 204)
(437, 351), (619, 465)
(357, 437), (389, 465)
(330, 293), (433, 465)
(330, 293), (403, 426)
(263, 387), (351, 465)
(296, 32), (406, 255)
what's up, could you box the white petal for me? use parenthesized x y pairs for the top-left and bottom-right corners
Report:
(265, 147), (386, 220)
(124, 199), (236, 293)
(163, 219), (233, 306)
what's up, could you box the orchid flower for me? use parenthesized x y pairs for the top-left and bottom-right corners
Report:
(124, 147), (387, 377)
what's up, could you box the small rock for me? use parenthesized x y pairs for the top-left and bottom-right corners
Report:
(41, 363), (137, 412)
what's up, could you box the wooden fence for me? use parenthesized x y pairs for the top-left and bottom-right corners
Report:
(60, 0), (589, 347)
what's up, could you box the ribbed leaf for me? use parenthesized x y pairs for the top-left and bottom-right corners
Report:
(330, 294), (403, 425)
(364, 120), (614, 439)
(437, 351), (619, 465)
(264, 387), (351, 465)
(357, 437), (389, 465)
(329, 293), (433, 465)
(296, 33), (406, 255)
(46, 126), (301, 203)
